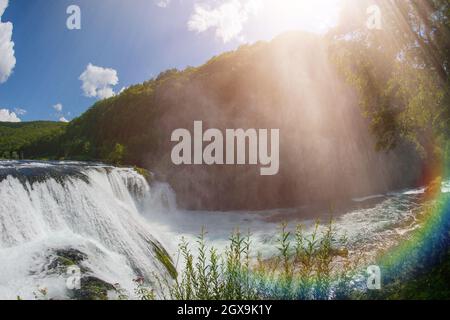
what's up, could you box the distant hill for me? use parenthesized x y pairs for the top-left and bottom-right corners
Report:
(7, 32), (423, 210)
(0, 121), (67, 160)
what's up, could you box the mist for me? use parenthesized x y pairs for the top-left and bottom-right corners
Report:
(145, 31), (422, 212)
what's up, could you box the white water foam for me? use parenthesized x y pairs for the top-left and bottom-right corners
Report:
(1, 161), (446, 299)
(0, 162), (174, 300)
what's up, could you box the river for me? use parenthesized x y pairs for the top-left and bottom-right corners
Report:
(0, 161), (447, 299)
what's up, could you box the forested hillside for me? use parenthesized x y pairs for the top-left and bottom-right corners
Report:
(332, 0), (450, 181)
(5, 0), (449, 210)
(46, 31), (422, 210)
(0, 122), (67, 160)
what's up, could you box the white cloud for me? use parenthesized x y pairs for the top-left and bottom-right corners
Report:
(0, 0), (6, 16)
(0, 108), (21, 122)
(0, 0), (16, 83)
(187, 0), (341, 42)
(14, 107), (26, 115)
(79, 63), (119, 100)
(52, 103), (69, 122)
(188, 0), (261, 43)
(53, 103), (63, 112)
(156, 0), (171, 8)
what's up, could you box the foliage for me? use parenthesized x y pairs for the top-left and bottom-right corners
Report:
(331, 0), (450, 167)
(158, 198), (450, 301)
(161, 222), (361, 300)
(363, 194), (450, 300)
(0, 121), (67, 160)
(106, 143), (126, 166)
(133, 166), (152, 181)
(133, 277), (156, 300)
(378, 250), (450, 300)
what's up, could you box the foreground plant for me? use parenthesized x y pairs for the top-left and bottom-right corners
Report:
(158, 221), (363, 300)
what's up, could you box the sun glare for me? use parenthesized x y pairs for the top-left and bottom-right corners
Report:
(255, 0), (342, 35)
(187, 0), (342, 43)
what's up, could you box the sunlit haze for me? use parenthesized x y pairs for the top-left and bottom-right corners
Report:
(187, 0), (342, 43)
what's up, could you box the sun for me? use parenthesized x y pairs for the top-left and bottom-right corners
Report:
(235, 0), (343, 41)
(258, 0), (341, 33)
(187, 0), (342, 43)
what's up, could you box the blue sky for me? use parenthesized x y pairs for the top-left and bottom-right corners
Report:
(0, 0), (341, 122)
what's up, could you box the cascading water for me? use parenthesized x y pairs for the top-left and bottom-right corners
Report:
(1, 160), (448, 300)
(0, 161), (177, 300)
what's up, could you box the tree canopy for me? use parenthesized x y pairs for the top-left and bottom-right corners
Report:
(331, 0), (450, 170)
(0, 121), (67, 160)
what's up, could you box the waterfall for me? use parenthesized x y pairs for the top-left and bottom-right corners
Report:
(0, 161), (176, 300)
(1, 160), (445, 300)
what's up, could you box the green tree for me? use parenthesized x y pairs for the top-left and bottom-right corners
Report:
(107, 143), (126, 166)
(331, 0), (450, 178)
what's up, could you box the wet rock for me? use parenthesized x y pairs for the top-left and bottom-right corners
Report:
(71, 276), (116, 301)
(46, 248), (88, 274)
(152, 242), (178, 279)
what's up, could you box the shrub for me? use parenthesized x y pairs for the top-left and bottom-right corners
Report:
(161, 221), (362, 300)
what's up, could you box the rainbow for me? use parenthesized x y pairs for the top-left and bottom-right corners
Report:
(243, 141), (450, 299)
(378, 141), (450, 285)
